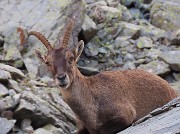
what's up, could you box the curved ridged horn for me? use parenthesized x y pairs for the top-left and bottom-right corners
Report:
(28, 31), (53, 52)
(17, 27), (53, 52)
(61, 16), (75, 48)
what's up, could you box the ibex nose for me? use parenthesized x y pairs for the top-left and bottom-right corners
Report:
(57, 74), (67, 81)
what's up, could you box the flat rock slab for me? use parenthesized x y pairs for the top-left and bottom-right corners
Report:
(0, 118), (16, 134)
(158, 51), (180, 72)
(118, 97), (180, 134)
(0, 63), (25, 79)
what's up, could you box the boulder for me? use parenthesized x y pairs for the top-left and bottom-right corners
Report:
(138, 60), (170, 76)
(0, 0), (86, 79)
(0, 84), (8, 98)
(0, 69), (11, 82)
(136, 36), (153, 49)
(0, 63), (25, 79)
(0, 118), (16, 134)
(118, 97), (180, 134)
(150, 0), (180, 31)
(81, 14), (97, 42)
(13, 88), (76, 134)
(158, 51), (180, 72)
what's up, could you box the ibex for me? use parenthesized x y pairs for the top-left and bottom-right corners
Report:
(17, 16), (177, 134)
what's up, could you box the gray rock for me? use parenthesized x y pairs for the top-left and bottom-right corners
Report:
(84, 42), (99, 57)
(158, 51), (180, 72)
(14, 89), (76, 134)
(0, 0), (86, 79)
(136, 36), (153, 49)
(170, 81), (180, 96)
(82, 14), (97, 41)
(130, 8), (142, 19)
(118, 22), (143, 37)
(34, 128), (52, 134)
(5, 46), (22, 61)
(150, 0), (180, 31)
(121, 5), (133, 22)
(0, 96), (15, 112)
(8, 79), (22, 93)
(121, 0), (145, 8)
(8, 89), (16, 96)
(12, 94), (21, 105)
(0, 118), (16, 134)
(118, 97), (180, 134)
(0, 69), (11, 82)
(0, 63), (25, 79)
(138, 60), (170, 76)
(77, 66), (100, 76)
(0, 84), (8, 97)
(34, 124), (64, 134)
(21, 119), (32, 130)
(24, 126), (34, 133)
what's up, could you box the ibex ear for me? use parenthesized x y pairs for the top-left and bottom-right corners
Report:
(73, 40), (84, 62)
(34, 49), (46, 63)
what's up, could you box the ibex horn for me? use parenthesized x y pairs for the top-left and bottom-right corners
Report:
(17, 27), (53, 52)
(61, 16), (75, 48)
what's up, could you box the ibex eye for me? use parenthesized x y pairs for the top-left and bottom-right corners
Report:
(46, 62), (50, 66)
(69, 57), (74, 63)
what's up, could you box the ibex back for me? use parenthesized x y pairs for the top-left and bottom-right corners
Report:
(18, 16), (177, 134)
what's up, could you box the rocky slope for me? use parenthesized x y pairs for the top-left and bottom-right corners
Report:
(0, 0), (180, 133)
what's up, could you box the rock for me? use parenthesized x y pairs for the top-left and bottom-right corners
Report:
(118, 97), (180, 134)
(136, 36), (153, 49)
(84, 42), (99, 57)
(120, 0), (144, 8)
(158, 51), (180, 72)
(118, 22), (142, 37)
(0, 84), (8, 97)
(121, 5), (133, 22)
(77, 66), (99, 76)
(12, 94), (21, 105)
(170, 81), (180, 96)
(1, 111), (13, 120)
(24, 126), (34, 133)
(34, 124), (64, 134)
(5, 46), (22, 61)
(150, 0), (180, 31)
(34, 128), (51, 134)
(0, 69), (11, 82)
(82, 14), (97, 42)
(123, 61), (136, 70)
(90, 5), (122, 24)
(138, 60), (170, 76)
(130, 8), (142, 19)
(14, 89), (76, 134)
(8, 79), (22, 93)
(21, 119), (32, 131)
(0, 63), (25, 79)
(8, 89), (16, 96)
(0, 118), (16, 134)
(0, 0), (86, 79)
(0, 95), (20, 112)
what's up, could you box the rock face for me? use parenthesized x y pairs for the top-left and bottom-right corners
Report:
(150, 0), (180, 31)
(118, 97), (180, 134)
(0, 0), (86, 79)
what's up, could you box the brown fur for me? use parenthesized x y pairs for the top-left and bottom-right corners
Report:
(18, 17), (177, 134)
(61, 68), (177, 134)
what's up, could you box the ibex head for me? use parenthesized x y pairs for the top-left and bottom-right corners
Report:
(18, 16), (84, 89)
